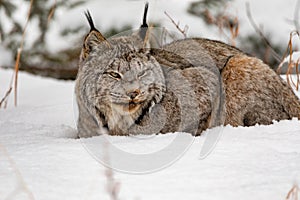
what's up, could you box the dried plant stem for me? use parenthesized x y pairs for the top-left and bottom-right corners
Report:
(13, 0), (34, 106)
(105, 165), (120, 200)
(14, 48), (22, 107)
(101, 129), (120, 200)
(164, 11), (188, 38)
(0, 86), (12, 108)
(286, 185), (299, 200)
(246, 2), (282, 63)
(47, 0), (57, 24)
(228, 17), (239, 46)
(287, 31), (300, 90)
(0, 71), (15, 108)
(277, 31), (300, 90)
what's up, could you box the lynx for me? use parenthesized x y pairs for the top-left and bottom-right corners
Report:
(75, 5), (300, 138)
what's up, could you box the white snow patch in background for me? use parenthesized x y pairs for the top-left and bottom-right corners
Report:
(0, 68), (300, 199)
(1, 0), (300, 66)
(0, 46), (13, 66)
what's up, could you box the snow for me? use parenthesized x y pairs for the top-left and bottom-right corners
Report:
(1, 68), (300, 199)
(1, 0), (300, 199)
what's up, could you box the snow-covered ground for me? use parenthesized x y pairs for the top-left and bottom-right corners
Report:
(1, 68), (300, 200)
(1, 0), (300, 199)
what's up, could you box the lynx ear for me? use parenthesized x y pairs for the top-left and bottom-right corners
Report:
(80, 11), (107, 62)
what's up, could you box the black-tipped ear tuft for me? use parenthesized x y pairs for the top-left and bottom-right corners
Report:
(139, 2), (149, 40)
(85, 10), (98, 32)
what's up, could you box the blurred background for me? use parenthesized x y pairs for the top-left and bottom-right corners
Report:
(0, 0), (299, 79)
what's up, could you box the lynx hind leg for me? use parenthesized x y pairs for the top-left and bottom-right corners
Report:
(222, 54), (300, 127)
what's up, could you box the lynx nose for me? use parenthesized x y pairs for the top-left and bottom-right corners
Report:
(127, 89), (140, 99)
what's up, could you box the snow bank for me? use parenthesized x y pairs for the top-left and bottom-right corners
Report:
(1, 69), (300, 199)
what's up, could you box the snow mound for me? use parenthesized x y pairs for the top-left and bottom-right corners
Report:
(1, 69), (300, 199)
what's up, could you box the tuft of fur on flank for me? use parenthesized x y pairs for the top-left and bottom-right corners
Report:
(222, 54), (300, 126)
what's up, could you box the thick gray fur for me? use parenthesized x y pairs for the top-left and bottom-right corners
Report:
(75, 14), (300, 138)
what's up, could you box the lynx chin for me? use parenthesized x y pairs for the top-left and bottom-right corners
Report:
(75, 6), (300, 138)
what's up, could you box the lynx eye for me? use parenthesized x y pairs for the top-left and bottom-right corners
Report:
(138, 71), (147, 78)
(107, 71), (122, 79)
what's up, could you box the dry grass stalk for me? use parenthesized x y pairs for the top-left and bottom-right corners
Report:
(0, 86), (12, 108)
(47, 0), (57, 24)
(105, 166), (121, 200)
(101, 128), (121, 200)
(13, 0), (34, 107)
(246, 2), (282, 63)
(0, 144), (35, 200)
(277, 31), (300, 90)
(216, 14), (239, 46)
(247, 2), (300, 89)
(228, 17), (239, 46)
(286, 185), (299, 200)
(164, 11), (188, 38)
(0, 0), (34, 108)
(0, 71), (15, 108)
(201, 3), (239, 46)
(14, 48), (22, 107)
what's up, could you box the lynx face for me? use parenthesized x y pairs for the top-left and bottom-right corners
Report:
(78, 35), (166, 135)
(103, 50), (165, 115)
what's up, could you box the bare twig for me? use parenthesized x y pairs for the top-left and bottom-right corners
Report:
(0, 144), (35, 200)
(0, 71), (15, 108)
(102, 129), (121, 200)
(105, 165), (120, 200)
(277, 31), (300, 90)
(0, 86), (12, 108)
(1, 0), (34, 108)
(227, 16), (239, 46)
(47, 0), (57, 24)
(198, 3), (239, 46)
(164, 11), (188, 38)
(13, 0), (34, 106)
(14, 49), (22, 106)
(287, 31), (300, 89)
(246, 2), (282, 63)
(286, 185), (299, 200)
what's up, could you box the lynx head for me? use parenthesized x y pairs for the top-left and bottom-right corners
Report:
(77, 10), (166, 134)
